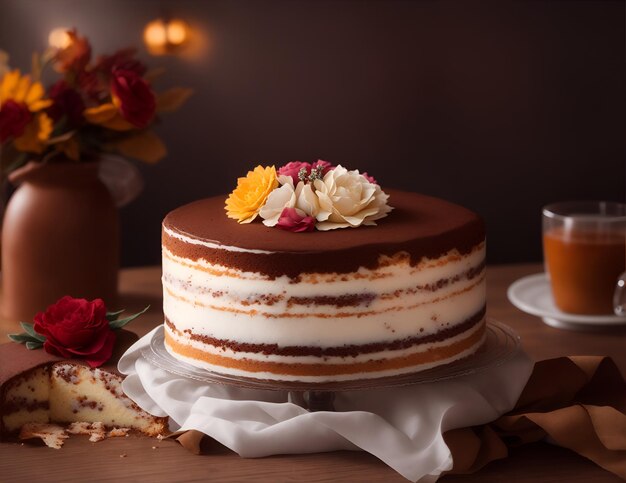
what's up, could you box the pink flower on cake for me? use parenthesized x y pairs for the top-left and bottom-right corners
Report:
(276, 207), (316, 232)
(361, 172), (377, 185)
(277, 161), (309, 185)
(311, 160), (334, 175)
(277, 160), (335, 185)
(33, 296), (115, 368)
(312, 165), (392, 230)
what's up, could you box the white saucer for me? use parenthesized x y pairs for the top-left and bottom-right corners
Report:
(507, 273), (626, 330)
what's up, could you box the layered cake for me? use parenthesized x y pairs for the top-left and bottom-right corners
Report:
(162, 166), (487, 382)
(0, 330), (167, 438)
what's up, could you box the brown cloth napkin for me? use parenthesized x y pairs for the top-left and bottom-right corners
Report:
(444, 356), (626, 479)
(173, 356), (626, 480)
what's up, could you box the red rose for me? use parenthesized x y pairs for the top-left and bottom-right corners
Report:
(96, 48), (147, 77)
(33, 296), (116, 367)
(76, 70), (102, 100)
(47, 81), (85, 127)
(110, 69), (156, 128)
(276, 207), (316, 232)
(0, 100), (33, 142)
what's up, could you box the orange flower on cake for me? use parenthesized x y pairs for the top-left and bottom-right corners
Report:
(0, 70), (52, 145)
(225, 165), (278, 223)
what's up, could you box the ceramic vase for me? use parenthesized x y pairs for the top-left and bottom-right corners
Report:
(1, 161), (119, 321)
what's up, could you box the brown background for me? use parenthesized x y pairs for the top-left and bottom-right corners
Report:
(0, 0), (623, 267)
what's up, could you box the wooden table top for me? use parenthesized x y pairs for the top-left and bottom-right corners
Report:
(1, 263), (624, 482)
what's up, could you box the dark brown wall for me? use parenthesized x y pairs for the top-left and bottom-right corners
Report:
(1, 0), (624, 266)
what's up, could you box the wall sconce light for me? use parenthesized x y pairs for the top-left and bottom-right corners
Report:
(48, 28), (72, 49)
(144, 18), (189, 55)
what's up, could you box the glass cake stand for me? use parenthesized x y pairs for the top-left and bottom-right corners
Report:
(141, 319), (520, 411)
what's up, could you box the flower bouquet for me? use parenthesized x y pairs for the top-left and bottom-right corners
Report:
(0, 29), (192, 173)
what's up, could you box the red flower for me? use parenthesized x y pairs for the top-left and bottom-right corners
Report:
(54, 30), (91, 73)
(110, 69), (156, 128)
(276, 207), (316, 232)
(76, 70), (102, 100)
(47, 81), (85, 127)
(96, 48), (147, 77)
(33, 296), (116, 367)
(0, 100), (33, 142)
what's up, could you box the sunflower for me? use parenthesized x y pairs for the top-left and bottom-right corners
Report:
(0, 70), (53, 145)
(0, 70), (52, 111)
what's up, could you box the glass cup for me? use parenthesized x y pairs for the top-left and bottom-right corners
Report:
(542, 201), (626, 316)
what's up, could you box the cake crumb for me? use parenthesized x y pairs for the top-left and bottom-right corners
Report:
(120, 454), (127, 458)
(67, 422), (91, 434)
(67, 421), (107, 442)
(151, 446), (157, 449)
(19, 423), (68, 449)
(89, 431), (106, 443)
(108, 428), (130, 438)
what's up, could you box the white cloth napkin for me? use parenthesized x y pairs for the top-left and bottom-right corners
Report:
(119, 327), (533, 482)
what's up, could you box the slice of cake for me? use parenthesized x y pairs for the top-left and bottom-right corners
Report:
(0, 330), (167, 439)
(161, 187), (487, 383)
(48, 362), (164, 435)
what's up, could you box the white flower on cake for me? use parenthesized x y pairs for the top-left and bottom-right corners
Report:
(260, 176), (324, 227)
(259, 175), (296, 226)
(296, 182), (322, 218)
(237, 162), (392, 232)
(312, 165), (392, 230)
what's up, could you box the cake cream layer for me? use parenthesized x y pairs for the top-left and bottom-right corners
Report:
(162, 244), (486, 348)
(162, 241), (486, 381)
(164, 318), (486, 382)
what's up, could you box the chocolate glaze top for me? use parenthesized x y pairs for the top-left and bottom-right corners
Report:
(162, 188), (485, 278)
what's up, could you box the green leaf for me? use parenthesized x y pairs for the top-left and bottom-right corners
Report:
(20, 322), (46, 342)
(109, 305), (150, 330)
(106, 309), (125, 322)
(8, 331), (44, 349)
(8, 333), (34, 344)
